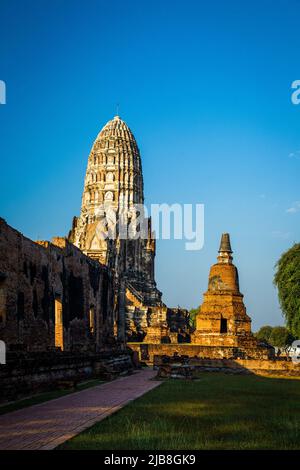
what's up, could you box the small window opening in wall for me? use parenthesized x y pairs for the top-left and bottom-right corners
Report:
(55, 296), (64, 350)
(0, 282), (6, 327)
(17, 292), (25, 321)
(220, 317), (228, 333)
(89, 306), (95, 334)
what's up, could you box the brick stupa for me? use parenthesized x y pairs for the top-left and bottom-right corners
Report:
(192, 234), (274, 358)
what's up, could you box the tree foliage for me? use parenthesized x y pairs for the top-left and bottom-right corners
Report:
(189, 307), (200, 328)
(274, 243), (300, 338)
(255, 325), (273, 343)
(269, 326), (294, 349)
(255, 325), (295, 349)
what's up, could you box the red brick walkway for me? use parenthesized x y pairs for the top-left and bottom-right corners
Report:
(0, 369), (160, 450)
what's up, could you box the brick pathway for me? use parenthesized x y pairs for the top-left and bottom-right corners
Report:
(0, 369), (160, 450)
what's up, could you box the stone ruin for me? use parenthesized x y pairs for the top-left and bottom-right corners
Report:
(191, 233), (274, 359)
(0, 116), (299, 399)
(0, 115), (189, 400)
(68, 115), (189, 343)
(0, 218), (133, 400)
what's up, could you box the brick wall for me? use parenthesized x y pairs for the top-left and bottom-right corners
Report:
(0, 218), (120, 353)
(128, 341), (275, 363)
(0, 350), (133, 402)
(153, 355), (300, 378)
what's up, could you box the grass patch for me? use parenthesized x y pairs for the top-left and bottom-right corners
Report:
(0, 379), (104, 415)
(59, 373), (300, 450)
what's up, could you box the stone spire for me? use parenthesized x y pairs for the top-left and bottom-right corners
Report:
(219, 233), (232, 253)
(81, 114), (144, 220)
(192, 233), (252, 344)
(218, 233), (233, 265)
(69, 115), (144, 264)
(68, 115), (162, 305)
(206, 233), (239, 292)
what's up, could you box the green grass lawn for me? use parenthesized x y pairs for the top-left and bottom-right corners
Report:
(0, 379), (104, 416)
(59, 373), (300, 450)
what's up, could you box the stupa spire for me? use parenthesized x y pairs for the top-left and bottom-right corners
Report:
(217, 233), (233, 264)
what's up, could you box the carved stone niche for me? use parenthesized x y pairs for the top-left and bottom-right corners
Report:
(106, 172), (114, 183)
(104, 191), (114, 202)
(104, 172), (115, 190)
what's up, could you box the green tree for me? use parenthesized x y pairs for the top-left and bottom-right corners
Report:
(274, 243), (300, 338)
(269, 326), (295, 349)
(255, 325), (273, 343)
(189, 307), (200, 328)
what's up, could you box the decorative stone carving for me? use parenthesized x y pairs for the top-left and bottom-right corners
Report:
(68, 116), (163, 340)
(104, 191), (114, 201)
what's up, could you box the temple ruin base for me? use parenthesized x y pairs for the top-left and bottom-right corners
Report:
(152, 354), (300, 378)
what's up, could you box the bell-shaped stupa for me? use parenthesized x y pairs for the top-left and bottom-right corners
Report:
(192, 233), (253, 346)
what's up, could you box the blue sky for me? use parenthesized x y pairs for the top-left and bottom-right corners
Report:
(0, 0), (300, 330)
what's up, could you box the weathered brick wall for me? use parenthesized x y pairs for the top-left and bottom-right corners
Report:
(235, 358), (300, 376)
(128, 343), (241, 362)
(128, 342), (274, 363)
(0, 218), (119, 353)
(126, 304), (191, 344)
(0, 350), (133, 402)
(153, 355), (300, 378)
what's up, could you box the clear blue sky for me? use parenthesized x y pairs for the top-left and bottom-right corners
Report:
(1, 0), (300, 330)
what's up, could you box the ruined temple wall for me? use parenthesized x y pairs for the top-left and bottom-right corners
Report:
(0, 350), (133, 402)
(128, 342), (274, 363)
(0, 218), (117, 352)
(126, 303), (191, 343)
(153, 356), (300, 378)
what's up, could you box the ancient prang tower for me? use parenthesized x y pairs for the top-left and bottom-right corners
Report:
(68, 115), (167, 340)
